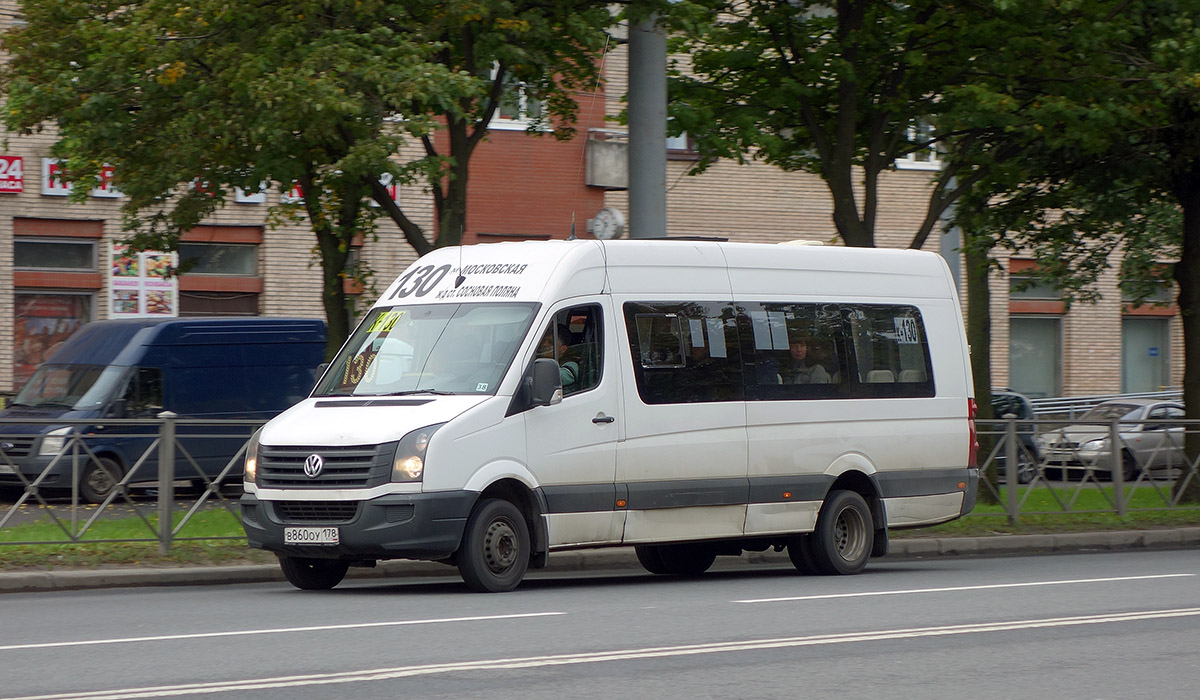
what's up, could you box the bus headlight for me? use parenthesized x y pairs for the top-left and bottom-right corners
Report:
(244, 430), (261, 484)
(392, 423), (445, 482)
(39, 427), (72, 457)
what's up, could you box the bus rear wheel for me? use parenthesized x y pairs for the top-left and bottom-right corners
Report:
(637, 543), (716, 576)
(808, 490), (873, 575)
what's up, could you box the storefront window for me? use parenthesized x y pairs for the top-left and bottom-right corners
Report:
(14, 239), (97, 271)
(1009, 316), (1061, 398)
(13, 293), (93, 389)
(178, 243), (257, 276)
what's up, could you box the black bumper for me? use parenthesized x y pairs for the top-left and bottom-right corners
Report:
(240, 490), (477, 561)
(960, 468), (979, 515)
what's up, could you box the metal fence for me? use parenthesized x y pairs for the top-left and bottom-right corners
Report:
(2, 413), (1199, 551)
(0, 414), (261, 553)
(976, 415), (1200, 523)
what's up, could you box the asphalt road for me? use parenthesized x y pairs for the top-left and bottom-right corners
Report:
(2, 549), (1198, 700)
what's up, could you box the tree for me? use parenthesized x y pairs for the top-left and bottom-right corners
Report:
(667, 0), (1020, 250)
(940, 0), (1200, 500)
(2, 0), (615, 354)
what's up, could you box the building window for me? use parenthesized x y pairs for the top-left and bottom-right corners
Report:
(1009, 273), (1062, 300)
(178, 292), (259, 316)
(13, 293), (93, 389)
(1122, 317), (1170, 392)
(1009, 316), (1061, 398)
(176, 226), (264, 316)
(895, 121), (942, 170)
(179, 243), (257, 276)
(489, 64), (543, 130)
(14, 239), (97, 271)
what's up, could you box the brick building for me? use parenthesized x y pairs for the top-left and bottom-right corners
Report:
(0, 11), (1182, 399)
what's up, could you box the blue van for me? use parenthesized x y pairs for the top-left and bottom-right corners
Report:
(0, 317), (326, 502)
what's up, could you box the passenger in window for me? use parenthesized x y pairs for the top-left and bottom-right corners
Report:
(780, 337), (831, 384)
(537, 325), (580, 393)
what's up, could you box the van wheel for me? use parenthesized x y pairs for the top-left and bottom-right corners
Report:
(809, 490), (873, 575)
(279, 556), (349, 590)
(787, 535), (821, 574)
(458, 499), (530, 593)
(79, 457), (123, 504)
(635, 545), (672, 575)
(657, 543), (717, 576)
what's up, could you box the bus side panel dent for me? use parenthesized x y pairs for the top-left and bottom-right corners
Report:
(883, 492), (966, 528)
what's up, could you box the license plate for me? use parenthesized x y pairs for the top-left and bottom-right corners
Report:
(0, 464), (15, 474)
(283, 526), (340, 545)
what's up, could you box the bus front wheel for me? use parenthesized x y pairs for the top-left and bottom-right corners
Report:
(458, 498), (530, 593)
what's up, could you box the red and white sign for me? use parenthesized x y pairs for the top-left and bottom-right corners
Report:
(0, 156), (24, 193)
(42, 158), (71, 196)
(281, 181), (305, 204)
(90, 163), (121, 198)
(41, 158), (122, 198)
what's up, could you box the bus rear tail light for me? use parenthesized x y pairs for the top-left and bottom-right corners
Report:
(967, 398), (980, 468)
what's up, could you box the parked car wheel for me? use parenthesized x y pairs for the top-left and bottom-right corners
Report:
(279, 556), (349, 590)
(1121, 450), (1139, 482)
(1015, 450), (1037, 484)
(79, 457), (122, 504)
(458, 498), (530, 593)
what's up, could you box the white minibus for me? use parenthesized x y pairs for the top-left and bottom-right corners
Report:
(240, 239), (979, 592)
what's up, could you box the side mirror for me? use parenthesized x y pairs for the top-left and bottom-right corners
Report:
(530, 358), (563, 407)
(105, 399), (128, 419)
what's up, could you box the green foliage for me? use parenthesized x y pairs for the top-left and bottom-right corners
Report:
(2, 0), (616, 349)
(666, 0), (1023, 248)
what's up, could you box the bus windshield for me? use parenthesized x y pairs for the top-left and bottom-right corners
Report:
(315, 303), (538, 397)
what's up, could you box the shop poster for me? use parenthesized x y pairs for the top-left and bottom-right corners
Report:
(109, 244), (179, 318)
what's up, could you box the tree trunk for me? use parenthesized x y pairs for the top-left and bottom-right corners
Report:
(965, 239), (998, 505)
(1172, 169), (1200, 503)
(299, 173), (354, 359)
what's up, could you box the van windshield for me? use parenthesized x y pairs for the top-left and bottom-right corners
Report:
(315, 303), (538, 397)
(11, 364), (128, 410)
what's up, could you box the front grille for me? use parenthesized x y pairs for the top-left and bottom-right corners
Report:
(275, 501), (359, 523)
(0, 437), (36, 459)
(258, 443), (395, 489)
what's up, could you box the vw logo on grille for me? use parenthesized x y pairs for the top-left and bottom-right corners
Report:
(303, 454), (324, 478)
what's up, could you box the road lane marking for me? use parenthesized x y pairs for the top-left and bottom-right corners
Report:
(6, 607), (1200, 700)
(734, 573), (1196, 604)
(0, 612), (565, 652)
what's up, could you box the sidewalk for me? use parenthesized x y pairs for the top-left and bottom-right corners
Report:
(3, 527), (1199, 594)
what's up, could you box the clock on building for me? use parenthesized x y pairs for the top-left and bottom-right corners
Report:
(590, 206), (625, 240)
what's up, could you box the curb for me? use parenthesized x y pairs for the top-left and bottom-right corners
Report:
(3, 527), (1199, 594)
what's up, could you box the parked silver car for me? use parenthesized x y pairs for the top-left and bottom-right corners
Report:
(1036, 399), (1186, 480)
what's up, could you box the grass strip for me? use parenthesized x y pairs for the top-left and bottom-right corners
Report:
(1, 486), (1198, 570)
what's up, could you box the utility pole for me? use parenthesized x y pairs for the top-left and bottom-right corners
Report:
(627, 12), (668, 239)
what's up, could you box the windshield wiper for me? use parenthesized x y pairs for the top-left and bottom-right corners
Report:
(384, 389), (456, 396)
